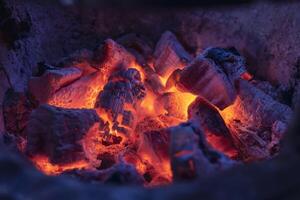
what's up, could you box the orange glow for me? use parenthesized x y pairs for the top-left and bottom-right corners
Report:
(130, 62), (145, 81)
(241, 72), (253, 81)
(30, 155), (90, 175)
(26, 52), (245, 187)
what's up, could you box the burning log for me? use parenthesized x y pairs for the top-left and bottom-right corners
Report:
(176, 56), (237, 110)
(26, 104), (100, 164)
(203, 47), (249, 82)
(3, 89), (38, 135)
(93, 39), (136, 75)
(154, 31), (192, 78)
(169, 122), (236, 181)
(221, 80), (293, 161)
(188, 97), (238, 158)
(28, 67), (83, 103)
(48, 71), (105, 109)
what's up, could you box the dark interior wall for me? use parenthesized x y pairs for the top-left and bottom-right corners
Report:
(1, 0), (300, 134)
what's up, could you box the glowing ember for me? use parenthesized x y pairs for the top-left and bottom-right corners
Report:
(21, 33), (290, 187)
(31, 155), (90, 175)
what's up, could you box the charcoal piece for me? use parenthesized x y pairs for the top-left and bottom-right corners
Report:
(97, 152), (116, 170)
(135, 116), (166, 137)
(93, 39), (136, 74)
(122, 110), (134, 127)
(169, 123), (213, 181)
(156, 92), (191, 120)
(177, 56), (236, 110)
(116, 33), (154, 65)
(48, 71), (105, 109)
(169, 122), (236, 181)
(26, 104), (100, 164)
(154, 31), (192, 78)
(223, 80), (293, 161)
(56, 49), (98, 75)
(95, 68), (145, 122)
(251, 79), (281, 100)
(28, 67), (82, 103)
(142, 64), (165, 95)
(3, 89), (38, 135)
(137, 129), (170, 169)
(203, 47), (248, 82)
(188, 97), (238, 158)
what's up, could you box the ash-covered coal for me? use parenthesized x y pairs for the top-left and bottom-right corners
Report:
(1, 30), (293, 187)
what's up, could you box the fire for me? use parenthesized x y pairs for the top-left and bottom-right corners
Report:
(26, 53), (247, 187)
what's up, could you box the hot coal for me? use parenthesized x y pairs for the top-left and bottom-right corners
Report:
(93, 39), (136, 74)
(188, 97), (238, 158)
(29, 66), (83, 103)
(48, 71), (104, 109)
(176, 56), (236, 110)
(222, 80), (293, 161)
(1, 29), (294, 187)
(26, 104), (100, 164)
(154, 31), (192, 78)
(203, 47), (248, 82)
(169, 122), (235, 181)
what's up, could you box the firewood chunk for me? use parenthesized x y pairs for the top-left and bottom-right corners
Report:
(177, 56), (236, 109)
(48, 71), (105, 109)
(188, 97), (238, 158)
(221, 80), (293, 161)
(93, 39), (136, 74)
(3, 89), (38, 135)
(203, 47), (248, 82)
(26, 104), (100, 164)
(154, 31), (192, 78)
(29, 67), (82, 103)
